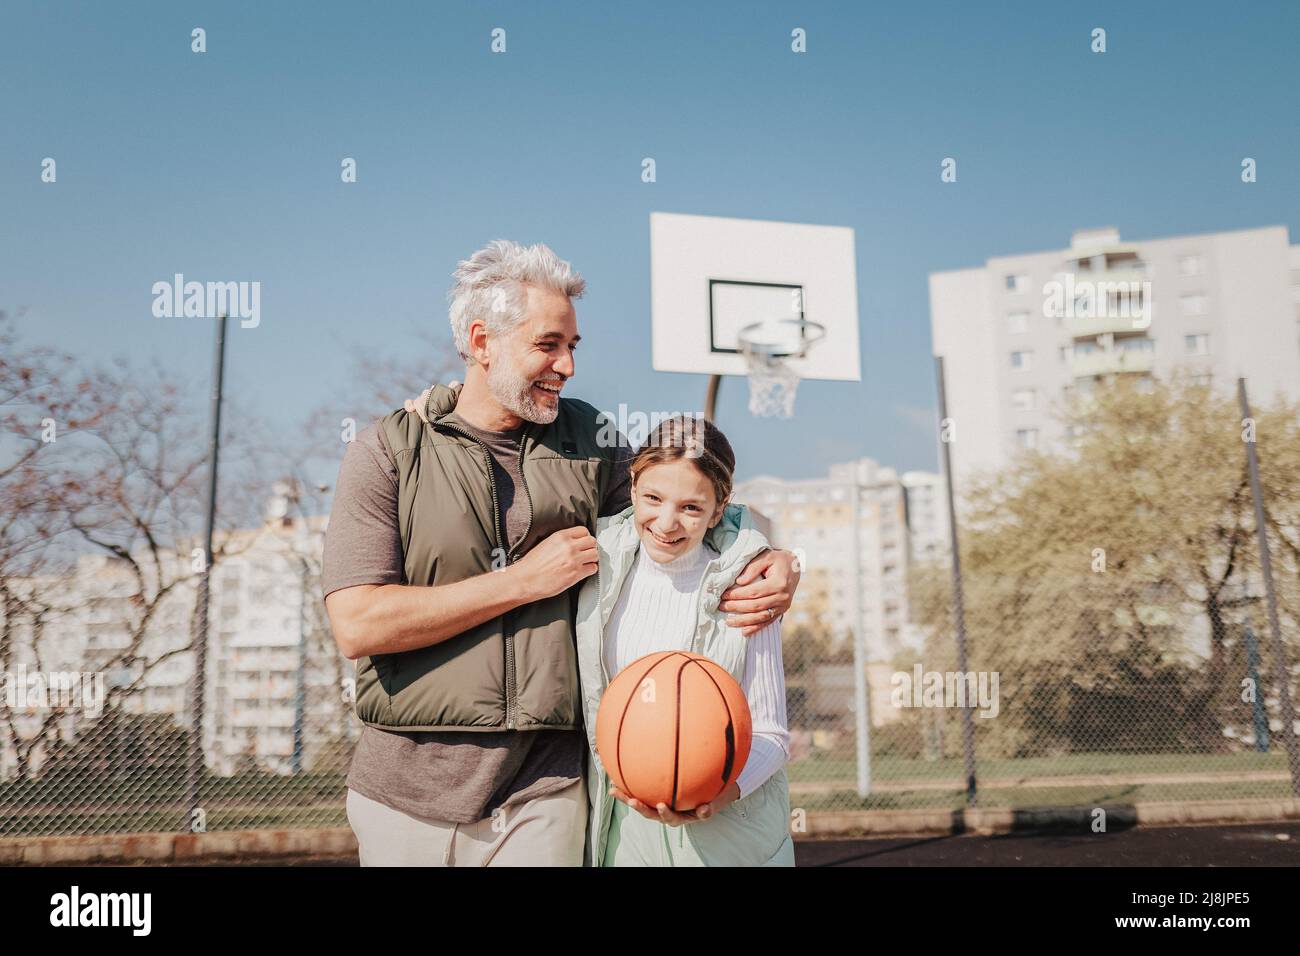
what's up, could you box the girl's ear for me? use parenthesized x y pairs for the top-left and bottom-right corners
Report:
(709, 494), (730, 528)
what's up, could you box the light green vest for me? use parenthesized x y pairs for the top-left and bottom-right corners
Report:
(575, 504), (795, 866)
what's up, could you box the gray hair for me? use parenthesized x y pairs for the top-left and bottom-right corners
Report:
(447, 239), (586, 363)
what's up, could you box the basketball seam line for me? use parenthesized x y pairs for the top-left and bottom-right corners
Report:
(685, 658), (739, 791)
(613, 652), (694, 810)
(671, 660), (685, 811)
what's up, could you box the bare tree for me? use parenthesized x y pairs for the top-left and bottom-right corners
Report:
(0, 313), (278, 782)
(0, 310), (118, 778)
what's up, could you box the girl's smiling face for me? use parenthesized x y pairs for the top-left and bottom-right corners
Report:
(632, 458), (727, 563)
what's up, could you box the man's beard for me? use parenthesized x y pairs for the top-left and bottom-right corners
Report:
(486, 360), (560, 424)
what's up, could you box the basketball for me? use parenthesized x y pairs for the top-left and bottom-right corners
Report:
(595, 651), (752, 812)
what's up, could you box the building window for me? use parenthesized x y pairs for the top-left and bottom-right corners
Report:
(1191, 371), (1213, 386)
(1011, 389), (1036, 411)
(1185, 333), (1209, 355)
(1179, 294), (1208, 316)
(1106, 286), (1146, 318)
(1006, 311), (1030, 334)
(1117, 336), (1154, 354)
(1005, 274), (1029, 294)
(1015, 428), (1039, 450)
(1010, 350), (1033, 371)
(1058, 345), (1073, 365)
(1178, 255), (1204, 277)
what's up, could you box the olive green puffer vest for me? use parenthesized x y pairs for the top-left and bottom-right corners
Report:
(352, 382), (621, 732)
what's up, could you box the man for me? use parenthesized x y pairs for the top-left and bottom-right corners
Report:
(322, 239), (801, 866)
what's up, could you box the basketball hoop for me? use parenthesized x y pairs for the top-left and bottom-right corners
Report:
(736, 318), (826, 418)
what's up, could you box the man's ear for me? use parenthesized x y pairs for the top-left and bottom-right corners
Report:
(468, 320), (491, 367)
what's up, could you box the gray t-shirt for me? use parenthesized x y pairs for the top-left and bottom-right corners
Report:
(322, 410), (632, 824)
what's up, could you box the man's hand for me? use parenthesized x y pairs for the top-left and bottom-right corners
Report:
(512, 526), (598, 601)
(403, 381), (462, 424)
(608, 783), (740, 826)
(718, 548), (801, 636)
(325, 525), (596, 659)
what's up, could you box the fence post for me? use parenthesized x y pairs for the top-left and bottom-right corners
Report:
(187, 314), (228, 828)
(1243, 626), (1269, 752)
(935, 356), (978, 807)
(1236, 377), (1300, 797)
(851, 474), (871, 798)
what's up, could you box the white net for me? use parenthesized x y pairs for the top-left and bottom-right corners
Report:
(742, 349), (802, 418)
(738, 319), (822, 418)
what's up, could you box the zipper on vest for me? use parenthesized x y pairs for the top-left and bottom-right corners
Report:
(595, 530), (633, 688)
(690, 556), (722, 655)
(503, 424), (534, 729)
(506, 425), (534, 563)
(432, 419), (515, 728)
(595, 554), (606, 687)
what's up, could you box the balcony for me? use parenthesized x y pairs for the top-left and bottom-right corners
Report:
(1074, 263), (1148, 286)
(1069, 347), (1154, 377)
(1066, 243), (1146, 284)
(230, 706), (295, 728)
(1052, 256), (1152, 336)
(1065, 311), (1150, 337)
(231, 653), (299, 672)
(230, 679), (296, 699)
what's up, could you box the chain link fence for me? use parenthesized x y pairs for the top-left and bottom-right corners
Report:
(3, 382), (1297, 839)
(781, 377), (1300, 814)
(781, 586), (1300, 814)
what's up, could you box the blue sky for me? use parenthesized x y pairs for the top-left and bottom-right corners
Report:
(3, 0), (1298, 484)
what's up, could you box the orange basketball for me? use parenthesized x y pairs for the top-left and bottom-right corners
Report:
(595, 651), (751, 812)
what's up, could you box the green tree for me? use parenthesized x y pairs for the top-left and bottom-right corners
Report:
(911, 375), (1299, 758)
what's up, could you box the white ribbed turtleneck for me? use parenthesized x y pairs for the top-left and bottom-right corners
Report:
(603, 541), (789, 800)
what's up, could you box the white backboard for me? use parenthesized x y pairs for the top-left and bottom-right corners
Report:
(650, 212), (861, 381)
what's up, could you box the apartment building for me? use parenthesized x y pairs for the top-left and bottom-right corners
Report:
(207, 505), (347, 775)
(929, 225), (1300, 487)
(733, 458), (947, 659)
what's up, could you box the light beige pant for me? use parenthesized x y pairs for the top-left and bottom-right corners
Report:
(346, 779), (587, 867)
